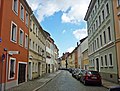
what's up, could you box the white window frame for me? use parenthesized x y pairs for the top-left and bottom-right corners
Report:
(11, 21), (17, 43)
(12, 0), (18, 15)
(19, 28), (24, 46)
(20, 3), (24, 21)
(25, 33), (28, 49)
(8, 57), (16, 80)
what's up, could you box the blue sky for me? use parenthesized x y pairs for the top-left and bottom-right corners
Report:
(27, 0), (90, 57)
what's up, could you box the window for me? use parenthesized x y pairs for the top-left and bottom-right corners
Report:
(97, 38), (99, 48)
(96, 20), (98, 28)
(32, 62), (35, 72)
(20, 3), (24, 21)
(101, 56), (104, 67)
(105, 55), (107, 66)
(118, 0), (120, 6)
(12, 0), (18, 14)
(109, 54), (113, 66)
(33, 41), (34, 50)
(29, 39), (32, 49)
(25, 34), (28, 49)
(36, 27), (38, 36)
(108, 26), (111, 41)
(102, 10), (105, 21)
(103, 31), (106, 44)
(99, 15), (101, 26)
(36, 43), (37, 51)
(9, 58), (16, 79)
(19, 29), (24, 46)
(94, 40), (97, 50)
(38, 46), (40, 53)
(11, 22), (17, 43)
(26, 12), (29, 26)
(33, 23), (35, 33)
(100, 34), (103, 46)
(106, 3), (109, 16)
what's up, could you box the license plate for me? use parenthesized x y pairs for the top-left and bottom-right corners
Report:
(91, 77), (97, 79)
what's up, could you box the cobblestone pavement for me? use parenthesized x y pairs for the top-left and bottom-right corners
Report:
(6, 70), (120, 91)
(6, 71), (61, 91)
(37, 71), (108, 91)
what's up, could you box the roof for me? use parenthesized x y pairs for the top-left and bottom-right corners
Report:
(84, 0), (96, 21)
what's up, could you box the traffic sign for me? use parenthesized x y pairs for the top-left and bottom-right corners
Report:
(8, 51), (20, 55)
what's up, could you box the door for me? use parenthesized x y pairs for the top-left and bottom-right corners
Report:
(28, 62), (32, 80)
(38, 62), (41, 77)
(96, 58), (99, 72)
(18, 63), (26, 84)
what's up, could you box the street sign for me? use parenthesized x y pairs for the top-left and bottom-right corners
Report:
(0, 38), (2, 42)
(8, 51), (20, 55)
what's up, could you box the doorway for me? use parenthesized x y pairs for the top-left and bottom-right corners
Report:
(96, 58), (99, 72)
(18, 63), (26, 84)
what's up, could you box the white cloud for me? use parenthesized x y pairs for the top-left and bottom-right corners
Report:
(66, 47), (74, 53)
(73, 28), (88, 40)
(26, 0), (90, 23)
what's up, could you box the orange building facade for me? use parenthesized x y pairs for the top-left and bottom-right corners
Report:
(113, 0), (120, 82)
(0, 0), (32, 90)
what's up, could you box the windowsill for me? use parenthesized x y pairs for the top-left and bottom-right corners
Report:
(109, 65), (113, 68)
(11, 40), (17, 44)
(104, 66), (108, 68)
(8, 77), (15, 80)
(12, 10), (18, 16)
(20, 18), (24, 22)
(19, 43), (23, 47)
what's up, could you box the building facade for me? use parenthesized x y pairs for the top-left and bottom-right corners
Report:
(84, 0), (118, 83)
(0, 0), (32, 90)
(80, 37), (89, 70)
(112, 0), (120, 83)
(28, 15), (46, 80)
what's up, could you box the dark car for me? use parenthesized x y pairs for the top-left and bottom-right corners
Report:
(75, 69), (85, 80)
(80, 70), (102, 85)
(108, 86), (120, 91)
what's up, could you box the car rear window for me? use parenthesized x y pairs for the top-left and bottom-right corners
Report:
(89, 71), (99, 75)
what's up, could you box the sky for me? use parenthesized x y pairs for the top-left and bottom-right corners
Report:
(26, 0), (90, 57)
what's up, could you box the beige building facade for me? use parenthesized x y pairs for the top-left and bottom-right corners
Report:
(28, 15), (46, 80)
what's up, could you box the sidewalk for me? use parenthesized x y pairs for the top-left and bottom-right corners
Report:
(6, 70), (61, 91)
(102, 79), (120, 89)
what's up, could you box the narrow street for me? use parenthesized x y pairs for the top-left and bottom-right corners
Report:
(38, 71), (108, 91)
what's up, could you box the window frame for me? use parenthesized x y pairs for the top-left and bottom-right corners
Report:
(12, 0), (18, 15)
(11, 21), (17, 43)
(20, 3), (24, 21)
(25, 11), (29, 27)
(8, 57), (16, 80)
(25, 33), (28, 49)
(19, 28), (24, 46)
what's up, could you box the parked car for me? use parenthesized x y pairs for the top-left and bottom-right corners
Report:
(72, 68), (79, 77)
(108, 86), (120, 91)
(75, 69), (85, 80)
(80, 70), (102, 85)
